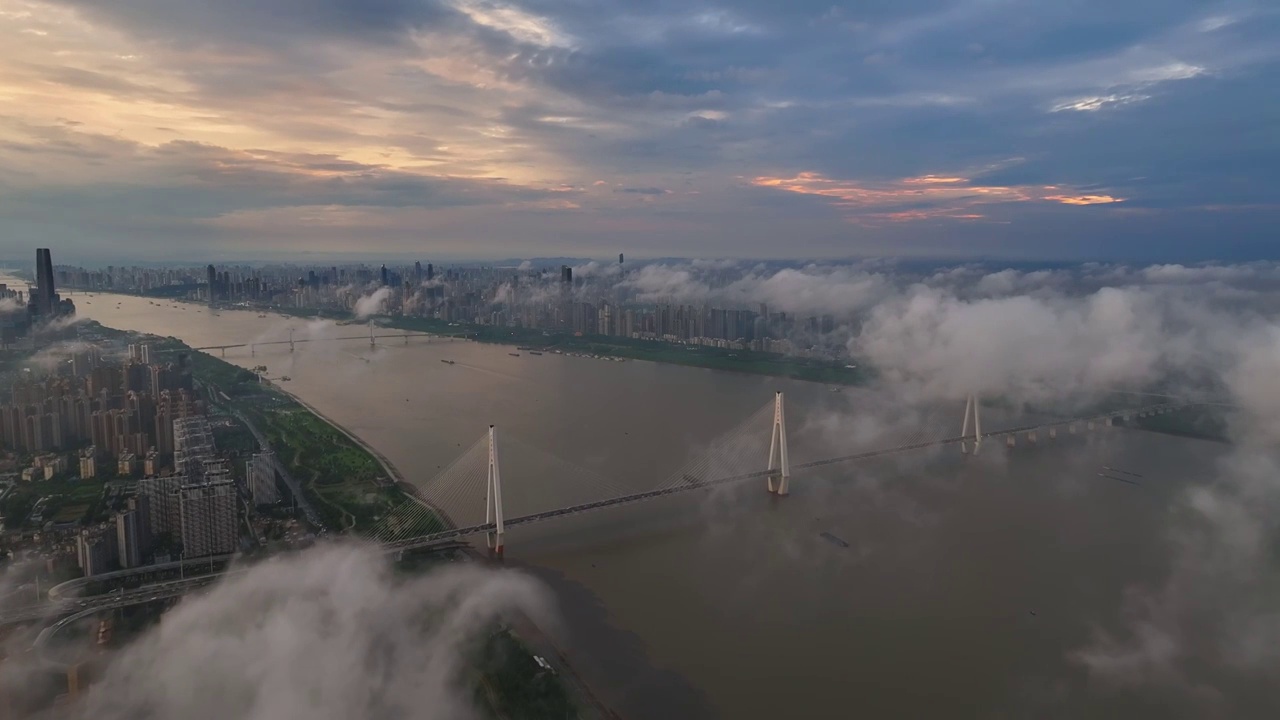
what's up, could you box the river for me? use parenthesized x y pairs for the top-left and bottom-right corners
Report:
(60, 290), (1237, 718)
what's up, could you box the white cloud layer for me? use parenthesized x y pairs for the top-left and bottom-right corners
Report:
(62, 544), (555, 720)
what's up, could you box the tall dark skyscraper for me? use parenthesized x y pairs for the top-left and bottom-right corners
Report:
(414, 261), (422, 284)
(380, 264), (389, 286)
(206, 264), (217, 305)
(426, 263), (434, 281)
(35, 248), (55, 315)
(561, 265), (573, 284)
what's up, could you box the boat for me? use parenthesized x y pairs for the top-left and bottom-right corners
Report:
(819, 531), (850, 548)
(528, 351), (543, 356)
(280, 376), (292, 381)
(509, 353), (520, 357)
(441, 359), (455, 365)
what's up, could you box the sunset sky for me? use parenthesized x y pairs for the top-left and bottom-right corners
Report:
(0, 0), (1276, 261)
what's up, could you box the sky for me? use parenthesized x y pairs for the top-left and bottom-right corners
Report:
(0, 0), (1277, 262)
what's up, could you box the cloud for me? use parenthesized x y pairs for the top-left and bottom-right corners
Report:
(750, 171), (1125, 222)
(53, 544), (556, 719)
(353, 286), (393, 318)
(614, 187), (670, 195)
(0, 0), (1277, 258)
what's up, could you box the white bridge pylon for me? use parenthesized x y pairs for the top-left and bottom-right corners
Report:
(961, 393), (982, 455)
(486, 425), (505, 556)
(767, 391), (791, 495)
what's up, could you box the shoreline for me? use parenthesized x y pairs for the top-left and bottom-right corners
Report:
(79, 289), (869, 387)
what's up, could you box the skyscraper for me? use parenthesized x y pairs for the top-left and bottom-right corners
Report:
(380, 264), (389, 286)
(426, 263), (434, 281)
(561, 265), (573, 284)
(206, 264), (217, 305)
(35, 248), (55, 316)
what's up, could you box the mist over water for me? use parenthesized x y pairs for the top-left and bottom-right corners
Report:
(66, 280), (1280, 719)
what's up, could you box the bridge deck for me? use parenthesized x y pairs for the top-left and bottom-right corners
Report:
(386, 402), (1186, 551)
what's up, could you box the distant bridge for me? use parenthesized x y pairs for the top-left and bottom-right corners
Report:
(191, 322), (465, 355)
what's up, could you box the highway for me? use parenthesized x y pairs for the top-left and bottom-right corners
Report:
(15, 575), (226, 627)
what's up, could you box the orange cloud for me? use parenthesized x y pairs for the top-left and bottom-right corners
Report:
(1044, 194), (1123, 205)
(750, 171), (1124, 222)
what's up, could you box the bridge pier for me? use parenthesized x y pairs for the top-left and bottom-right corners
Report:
(767, 392), (791, 495)
(1049, 427), (1057, 440)
(961, 394), (983, 455)
(220, 347), (226, 357)
(1006, 434), (1015, 448)
(486, 425), (506, 557)
(1027, 430), (1037, 444)
(251, 344), (255, 357)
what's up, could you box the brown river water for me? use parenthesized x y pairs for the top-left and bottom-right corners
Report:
(65, 290), (1240, 719)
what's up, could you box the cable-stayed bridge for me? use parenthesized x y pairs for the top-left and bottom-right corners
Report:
(371, 391), (1194, 555)
(0, 390), (1200, 627)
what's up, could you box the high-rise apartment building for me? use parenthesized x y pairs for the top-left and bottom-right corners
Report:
(116, 497), (151, 569)
(137, 475), (182, 537)
(248, 451), (281, 506)
(173, 416), (216, 478)
(76, 528), (118, 577)
(180, 472), (238, 558)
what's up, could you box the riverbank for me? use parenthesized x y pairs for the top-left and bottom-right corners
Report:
(73, 321), (612, 718)
(107, 292), (871, 387)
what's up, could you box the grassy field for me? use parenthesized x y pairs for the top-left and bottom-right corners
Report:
(242, 404), (404, 531)
(0, 477), (107, 530)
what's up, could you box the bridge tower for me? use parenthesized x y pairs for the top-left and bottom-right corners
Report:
(961, 393), (983, 455)
(486, 425), (506, 557)
(767, 391), (791, 495)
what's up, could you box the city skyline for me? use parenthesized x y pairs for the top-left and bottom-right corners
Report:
(0, 1), (1277, 262)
